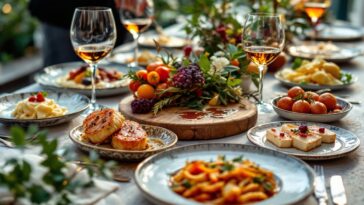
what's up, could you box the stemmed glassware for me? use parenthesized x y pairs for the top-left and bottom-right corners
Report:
(242, 13), (285, 113)
(70, 7), (116, 112)
(304, 0), (331, 39)
(119, 0), (154, 67)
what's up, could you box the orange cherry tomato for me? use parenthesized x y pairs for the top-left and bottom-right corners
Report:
(319, 93), (337, 110)
(146, 62), (164, 72)
(136, 70), (148, 81)
(156, 83), (168, 91)
(310, 101), (327, 114)
(230, 59), (240, 66)
(137, 84), (155, 99)
(288, 86), (305, 99)
(276, 96), (293, 111)
(147, 71), (160, 85)
(292, 100), (311, 113)
(304, 91), (319, 101)
(155, 66), (170, 83)
(129, 80), (141, 92)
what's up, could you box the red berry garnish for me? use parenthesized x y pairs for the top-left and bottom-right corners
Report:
(271, 128), (276, 132)
(28, 96), (36, 102)
(183, 45), (193, 57)
(36, 92), (45, 102)
(299, 133), (307, 138)
(299, 125), (308, 133)
(280, 132), (285, 137)
(319, 127), (325, 133)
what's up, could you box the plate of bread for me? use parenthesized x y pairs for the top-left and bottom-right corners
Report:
(247, 121), (360, 160)
(69, 108), (178, 161)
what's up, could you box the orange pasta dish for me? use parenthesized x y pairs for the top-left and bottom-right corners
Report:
(170, 156), (277, 204)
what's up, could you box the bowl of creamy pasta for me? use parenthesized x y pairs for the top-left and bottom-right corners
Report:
(0, 92), (89, 127)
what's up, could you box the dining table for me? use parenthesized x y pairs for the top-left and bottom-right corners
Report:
(1, 28), (364, 204)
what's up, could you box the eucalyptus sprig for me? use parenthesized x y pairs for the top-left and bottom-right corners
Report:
(0, 126), (115, 204)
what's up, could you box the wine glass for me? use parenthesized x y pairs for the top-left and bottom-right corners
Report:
(120, 0), (154, 67)
(304, 0), (331, 39)
(70, 7), (116, 112)
(243, 13), (285, 113)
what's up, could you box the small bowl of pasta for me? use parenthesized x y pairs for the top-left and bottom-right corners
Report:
(0, 91), (89, 127)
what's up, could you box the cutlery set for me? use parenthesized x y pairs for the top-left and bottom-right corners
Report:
(314, 165), (347, 205)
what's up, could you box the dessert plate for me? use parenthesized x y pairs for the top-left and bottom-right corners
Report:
(69, 124), (177, 161)
(247, 121), (360, 160)
(271, 96), (352, 122)
(135, 143), (314, 205)
(0, 92), (89, 127)
(35, 62), (131, 97)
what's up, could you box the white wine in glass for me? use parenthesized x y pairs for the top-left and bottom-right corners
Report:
(70, 7), (116, 112)
(120, 0), (154, 67)
(243, 13), (285, 113)
(304, 0), (331, 38)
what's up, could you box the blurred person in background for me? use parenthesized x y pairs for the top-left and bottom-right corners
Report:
(28, 0), (132, 67)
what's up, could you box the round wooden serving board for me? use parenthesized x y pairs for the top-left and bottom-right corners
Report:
(119, 95), (257, 140)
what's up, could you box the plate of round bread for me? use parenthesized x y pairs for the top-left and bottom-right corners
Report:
(69, 108), (178, 161)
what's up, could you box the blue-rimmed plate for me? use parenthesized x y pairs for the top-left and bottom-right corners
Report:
(271, 96), (352, 122)
(35, 62), (131, 97)
(135, 143), (314, 205)
(247, 121), (360, 160)
(0, 92), (89, 127)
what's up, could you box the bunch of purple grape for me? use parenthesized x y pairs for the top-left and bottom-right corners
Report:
(131, 99), (155, 114)
(172, 64), (205, 89)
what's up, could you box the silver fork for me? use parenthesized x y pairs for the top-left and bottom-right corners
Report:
(314, 165), (328, 205)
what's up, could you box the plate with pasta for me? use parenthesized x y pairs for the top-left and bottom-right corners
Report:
(0, 92), (89, 127)
(135, 143), (314, 205)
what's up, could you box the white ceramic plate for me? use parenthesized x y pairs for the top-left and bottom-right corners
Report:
(306, 24), (364, 41)
(247, 121), (360, 160)
(35, 62), (132, 97)
(69, 124), (178, 161)
(288, 44), (362, 63)
(138, 35), (189, 48)
(135, 143), (314, 205)
(271, 96), (352, 122)
(274, 71), (357, 91)
(0, 92), (89, 127)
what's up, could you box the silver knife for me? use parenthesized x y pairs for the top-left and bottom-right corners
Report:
(330, 175), (347, 205)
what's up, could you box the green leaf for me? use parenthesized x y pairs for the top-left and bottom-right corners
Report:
(41, 91), (48, 97)
(291, 58), (303, 70)
(227, 78), (241, 87)
(10, 126), (26, 147)
(29, 185), (50, 203)
(232, 155), (244, 162)
(198, 55), (211, 73)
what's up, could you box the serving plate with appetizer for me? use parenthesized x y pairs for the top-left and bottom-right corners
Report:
(138, 35), (189, 48)
(271, 86), (352, 122)
(288, 42), (362, 63)
(0, 91), (89, 127)
(35, 62), (130, 97)
(109, 50), (161, 67)
(135, 143), (314, 205)
(247, 121), (360, 160)
(275, 58), (356, 90)
(69, 108), (178, 161)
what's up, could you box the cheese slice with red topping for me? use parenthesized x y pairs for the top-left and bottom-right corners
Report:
(266, 128), (292, 148)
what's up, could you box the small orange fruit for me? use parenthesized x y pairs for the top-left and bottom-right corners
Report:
(137, 84), (155, 99)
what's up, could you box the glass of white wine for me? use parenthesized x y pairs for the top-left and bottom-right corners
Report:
(243, 13), (285, 113)
(304, 0), (331, 38)
(120, 0), (154, 67)
(70, 7), (116, 111)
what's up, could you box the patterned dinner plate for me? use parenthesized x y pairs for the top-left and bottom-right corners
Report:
(69, 124), (178, 161)
(0, 92), (89, 127)
(35, 62), (131, 97)
(247, 121), (360, 160)
(135, 143), (314, 205)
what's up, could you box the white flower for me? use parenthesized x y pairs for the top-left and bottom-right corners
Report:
(210, 56), (230, 74)
(213, 51), (225, 57)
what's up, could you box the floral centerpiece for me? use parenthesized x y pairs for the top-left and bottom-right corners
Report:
(127, 44), (255, 115)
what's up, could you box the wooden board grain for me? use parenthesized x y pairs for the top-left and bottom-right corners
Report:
(119, 95), (257, 140)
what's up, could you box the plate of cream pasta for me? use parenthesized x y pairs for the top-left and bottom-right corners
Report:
(135, 143), (314, 205)
(0, 91), (89, 127)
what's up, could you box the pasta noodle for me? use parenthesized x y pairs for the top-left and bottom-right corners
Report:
(12, 98), (67, 119)
(170, 156), (277, 204)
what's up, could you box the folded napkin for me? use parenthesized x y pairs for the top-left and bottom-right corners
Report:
(0, 150), (122, 205)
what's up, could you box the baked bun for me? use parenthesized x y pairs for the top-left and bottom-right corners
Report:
(111, 120), (148, 150)
(83, 108), (124, 144)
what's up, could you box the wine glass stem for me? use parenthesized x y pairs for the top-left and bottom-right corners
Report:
(134, 34), (140, 67)
(257, 65), (266, 104)
(90, 63), (97, 109)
